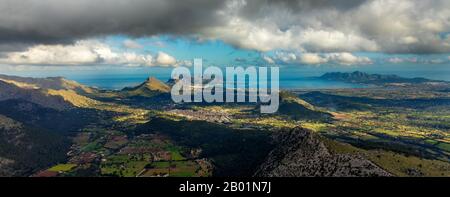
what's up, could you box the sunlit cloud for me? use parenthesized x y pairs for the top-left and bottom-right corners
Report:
(0, 40), (185, 67)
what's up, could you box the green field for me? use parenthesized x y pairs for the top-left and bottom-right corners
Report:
(47, 164), (77, 172)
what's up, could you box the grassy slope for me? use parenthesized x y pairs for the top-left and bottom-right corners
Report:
(321, 136), (450, 177)
(278, 91), (332, 121)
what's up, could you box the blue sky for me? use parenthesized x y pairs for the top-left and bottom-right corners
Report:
(103, 35), (450, 69)
(102, 35), (262, 66)
(0, 0), (449, 82)
(1, 34), (450, 79)
(1, 34), (449, 81)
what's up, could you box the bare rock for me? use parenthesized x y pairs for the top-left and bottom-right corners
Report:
(254, 127), (391, 177)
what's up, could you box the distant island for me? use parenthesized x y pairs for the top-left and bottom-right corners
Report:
(319, 71), (444, 85)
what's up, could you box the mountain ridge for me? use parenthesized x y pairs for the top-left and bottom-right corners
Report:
(0, 80), (74, 110)
(0, 74), (94, 94)
(121, 77), (171, 98)
(319, 71), (443, 85)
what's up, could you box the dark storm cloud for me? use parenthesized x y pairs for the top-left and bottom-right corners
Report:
(237, 0), (368, 20)
(267, 0), (368, 11)
(0, 0), (226, 45)
(0, 0), (367, 45)
(0, 0), (448, 54)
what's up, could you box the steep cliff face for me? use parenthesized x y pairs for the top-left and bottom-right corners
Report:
(254, 127), (391, 177)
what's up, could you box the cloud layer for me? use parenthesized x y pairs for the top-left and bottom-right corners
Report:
(264, 51), (372, 65)
(0, 0), (224, 46)
(0, 0), (449, 68)
(0, 40), (187, 67)
(205, 0), (450, 53)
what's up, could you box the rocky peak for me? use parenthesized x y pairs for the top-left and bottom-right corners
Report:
(254, 127), (391, 177)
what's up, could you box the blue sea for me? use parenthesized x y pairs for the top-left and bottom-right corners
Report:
(62, 67), (369, 90)
(69, 74), (369, 90)
(2, 65), (449, 90)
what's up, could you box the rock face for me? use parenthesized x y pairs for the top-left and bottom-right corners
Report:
(254, 127), (391, 177)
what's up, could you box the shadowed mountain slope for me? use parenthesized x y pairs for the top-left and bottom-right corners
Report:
(0, 74), (94, 94)
(0, 114), (70, 176)
(277, 91), (332, 121)
(254, 127), (391, 177)
(0, 80), (73, 110)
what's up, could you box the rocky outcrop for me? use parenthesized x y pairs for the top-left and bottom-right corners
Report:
(254, 127), (391, 177)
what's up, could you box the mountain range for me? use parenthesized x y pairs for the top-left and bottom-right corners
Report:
(319, 71), (444, 85)
(0, 72), (448, 177)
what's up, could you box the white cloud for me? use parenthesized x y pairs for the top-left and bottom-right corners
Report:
(265, 52), (371, 65)
(387, 57), (405, 64)
(262, 55), (275, 64)
(325, 53), (372, 65)
(299, 53), (327, 64)
(173, 60), (193, 67)
(201, 0), (450, 53)
(155, 51), (177, 66)
(204, 18), (374, 53)
(151, 41), (167, 48)
(0, 40), (182, 67)
(0, 41), (103, 65)
(298, 29), (379, 52)
(386, 57), (418, 64)
(274, 51), (297, 63)
(123, 39), (143, 49)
